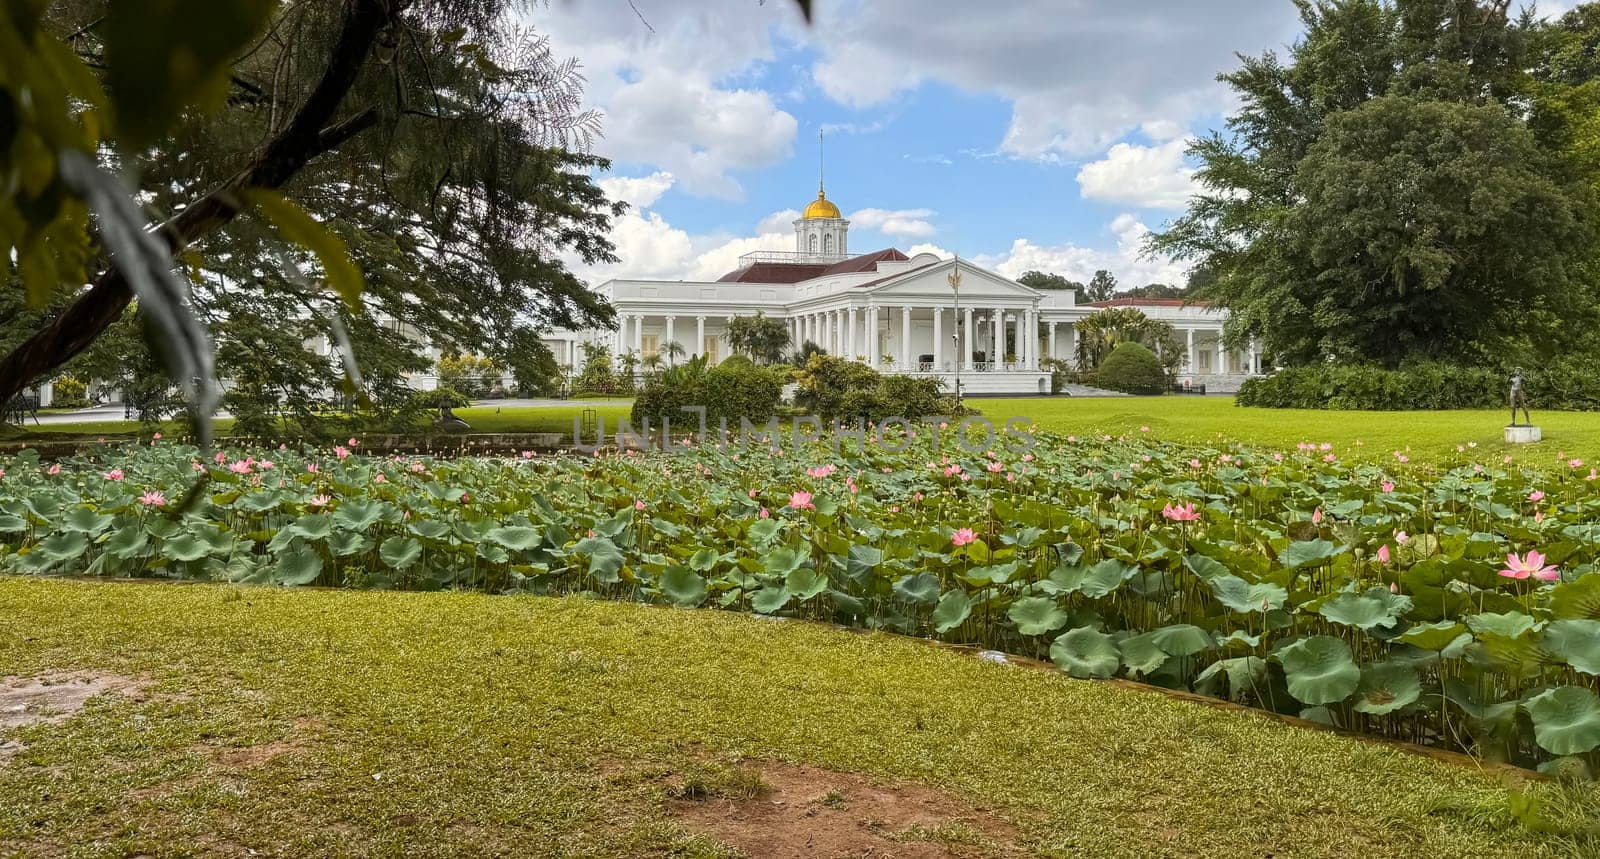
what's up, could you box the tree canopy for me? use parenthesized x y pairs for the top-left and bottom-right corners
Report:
(1, 0), (624, 434)
(1148, 0), (1600, 368)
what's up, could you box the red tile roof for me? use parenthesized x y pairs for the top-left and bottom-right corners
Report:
(716, 248), (909, 284)
(1084, 297), (1209, 308)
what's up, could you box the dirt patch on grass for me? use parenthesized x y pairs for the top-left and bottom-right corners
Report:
(0, 672), (147, 763)
(668, 760), (1024, 858)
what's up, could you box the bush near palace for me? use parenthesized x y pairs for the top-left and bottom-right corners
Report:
(632, 354), (786, 429)
(794, 355), (961, 423)
(1240, 360), (1600, 411)
(1094, 342), (1168, 395)
(5, 430), (1600, 772)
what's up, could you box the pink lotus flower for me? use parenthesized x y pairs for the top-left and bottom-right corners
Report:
(1161, 502), (1200, 522)
(104, 468), (124, 481)
(259, 460), (275, 470)
(748, 488), (758, 498)
(214, 451), (226, 464)
(334, 445), (351, 460)
(1569, 458), (1584, 468)
(306, 463), (319, 474)
(1376, 544), (1391, 565)
(1528, 490), (1545, 503)
(139, 490), (166, 507)
(374, 473), (387, 484)
(308, 494), (332, 508)
(1381, 481), (1395, 493)
(759, 507), (770, 519)
(410, 462), (425, 473)
(228, 460), (251, 474)
(951, 527), (977, 547)
(1140, 425), (1150, 432)
(634, 499), (646, 511)
(912, 492), (924, 502)
(960, 473), (971, 482)
(348, 437), (359, 447)
(46, 463), (60, 475)
(888, 505), (900, 513)
(1500, 550), (1559, 582)
(806, 465), (836, 479)
(1188, 459), (1202, 469)
(1395, 530), (1410, 545)
(986, 461), (1003, 473)
(152, 432), (162, 440)
(1312, 507), (1324, 524)
(788, 491), (815, 510)
(1389, 582), (1400, 594)
(1322, 453), (1336, 462)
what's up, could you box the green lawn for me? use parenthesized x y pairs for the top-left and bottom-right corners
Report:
(976, 396), (1600, 464)
(7, 396), (1597, 466)
(2, 578), (1595, 858)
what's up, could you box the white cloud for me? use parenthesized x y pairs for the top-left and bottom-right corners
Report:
(527, 0), (807, 198)
(601, 77), (797, 199)
(973, 214), (1188, 287)
(809, 0), (1302, 160)
(847, 207), (937, 238)
(568, 207), (795, 285)
(597, 171), (676, 209)
(1076, 138), (1198, 209)
(905, 242), (952, 258)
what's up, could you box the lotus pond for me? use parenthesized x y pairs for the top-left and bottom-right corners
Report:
(2, 428), (1599, 772)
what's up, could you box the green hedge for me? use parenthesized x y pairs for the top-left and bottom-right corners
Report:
(793, 355), (962, 422)
(632, 355), (785, 430)
(1238, 361), (1600, 411)
(1094, 342), (1167, 395)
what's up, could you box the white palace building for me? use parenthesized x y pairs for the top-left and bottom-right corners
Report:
(546, 184), (1264, 395)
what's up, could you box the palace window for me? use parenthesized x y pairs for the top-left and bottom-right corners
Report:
(823, 233), (834, 253)
(808, 234), (818, 253)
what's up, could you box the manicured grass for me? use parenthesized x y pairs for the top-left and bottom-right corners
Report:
(976, 396), (1600, 464)
(7, 396), (1597, 467)
(1, 578), (1594, 857)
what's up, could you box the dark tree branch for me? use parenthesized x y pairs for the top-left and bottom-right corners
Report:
(0, 0), (402, 405)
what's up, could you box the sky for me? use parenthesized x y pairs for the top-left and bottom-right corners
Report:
(529, 0), (1582, 288)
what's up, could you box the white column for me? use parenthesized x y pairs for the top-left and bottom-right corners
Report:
(1024, 310), (1036, 369)
(1186, 328), (1196, 373)
(1047, 322), (1058, 363)
(993, 309), (1006, 367)
(832, 309), (841, 354)
(931, 307), (943, 371)
(633, 315), (643, 354)
(664, 316), (675, 355)
(964, 307), (975, 370)
(696, 316), (706, 358)
(614, 314), (626, 354)
(1250, 339), (1260, 374)
(900, 306), (912, 368)
(870, 307), (883, 363)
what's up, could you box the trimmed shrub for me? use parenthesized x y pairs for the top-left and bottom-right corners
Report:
(1238, 361), (1600, 411)
(50, 376), (88, 409)
(1095, 342), (1167, 395)
(632, 355), (785, 430)
(793, 355), (964, 422)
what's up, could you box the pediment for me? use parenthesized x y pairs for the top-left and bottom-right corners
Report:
(863, 259), (1038, 300)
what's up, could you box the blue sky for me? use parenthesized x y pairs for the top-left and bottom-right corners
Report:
(532, 0), (1574, 286)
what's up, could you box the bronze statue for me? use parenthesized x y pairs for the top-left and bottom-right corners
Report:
(1509, 369), (1531, 427)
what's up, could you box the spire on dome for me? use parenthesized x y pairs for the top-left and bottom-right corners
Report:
(801, 128), (842, 219)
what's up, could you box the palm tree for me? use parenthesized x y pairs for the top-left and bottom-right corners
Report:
(660, 340), (686, 368)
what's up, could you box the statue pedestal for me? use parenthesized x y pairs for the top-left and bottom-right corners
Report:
(1504, 425), (1542, 444)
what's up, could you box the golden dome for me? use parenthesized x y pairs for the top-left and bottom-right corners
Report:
(802, 190), (842, 219)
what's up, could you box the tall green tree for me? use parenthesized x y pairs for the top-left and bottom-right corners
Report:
(725, 311), (791, 364)
(1149, 0), (1597, 367)
(1, 0), (623, 421)
(1084, 270), (1118, 303)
